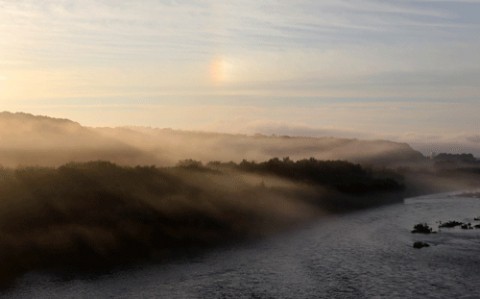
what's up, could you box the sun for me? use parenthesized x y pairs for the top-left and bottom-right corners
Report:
(210, 56), (233, 85)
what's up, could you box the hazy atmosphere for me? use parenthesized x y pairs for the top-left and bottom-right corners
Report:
(1, 1), (480, 298)
(1, 1), (480, 147)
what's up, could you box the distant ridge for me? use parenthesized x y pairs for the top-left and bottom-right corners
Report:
(0, 111), (78, 123)
(0, 112), (426, 167)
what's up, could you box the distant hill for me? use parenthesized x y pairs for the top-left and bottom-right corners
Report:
(0, 112), (426, 167)
(0, 112), (147, 167)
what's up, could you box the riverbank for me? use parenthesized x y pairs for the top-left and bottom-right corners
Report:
(4, 192), (480, 298)
(0, 159), (405, 289)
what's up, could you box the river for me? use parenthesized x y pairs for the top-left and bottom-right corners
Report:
(3, 192), (480, 298)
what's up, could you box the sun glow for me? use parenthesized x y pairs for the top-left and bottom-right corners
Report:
(210, 56), (233, 85)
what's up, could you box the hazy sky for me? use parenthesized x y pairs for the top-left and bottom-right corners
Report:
(1, 0), (479, 138)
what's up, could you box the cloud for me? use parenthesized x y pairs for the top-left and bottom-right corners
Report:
(1, 0), (479, 138)
(2, 0), (478, 64)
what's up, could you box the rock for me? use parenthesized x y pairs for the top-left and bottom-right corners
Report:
(411, 223), (433, 234)
(461, 223), (473, 230)
(413, 241), (430, 249)
(439, 220), (463, 228)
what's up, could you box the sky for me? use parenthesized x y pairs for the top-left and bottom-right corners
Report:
(1, 0), (480, 143)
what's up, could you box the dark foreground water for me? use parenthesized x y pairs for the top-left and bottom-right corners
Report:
(3, 192), (480, 299)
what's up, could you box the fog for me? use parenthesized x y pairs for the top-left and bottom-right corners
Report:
(0, 158), (400, 287)
(0, 112), (425, 168)
(0, 112), (479, 289)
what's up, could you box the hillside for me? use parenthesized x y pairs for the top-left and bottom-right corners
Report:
(0, 112), (426, 167)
